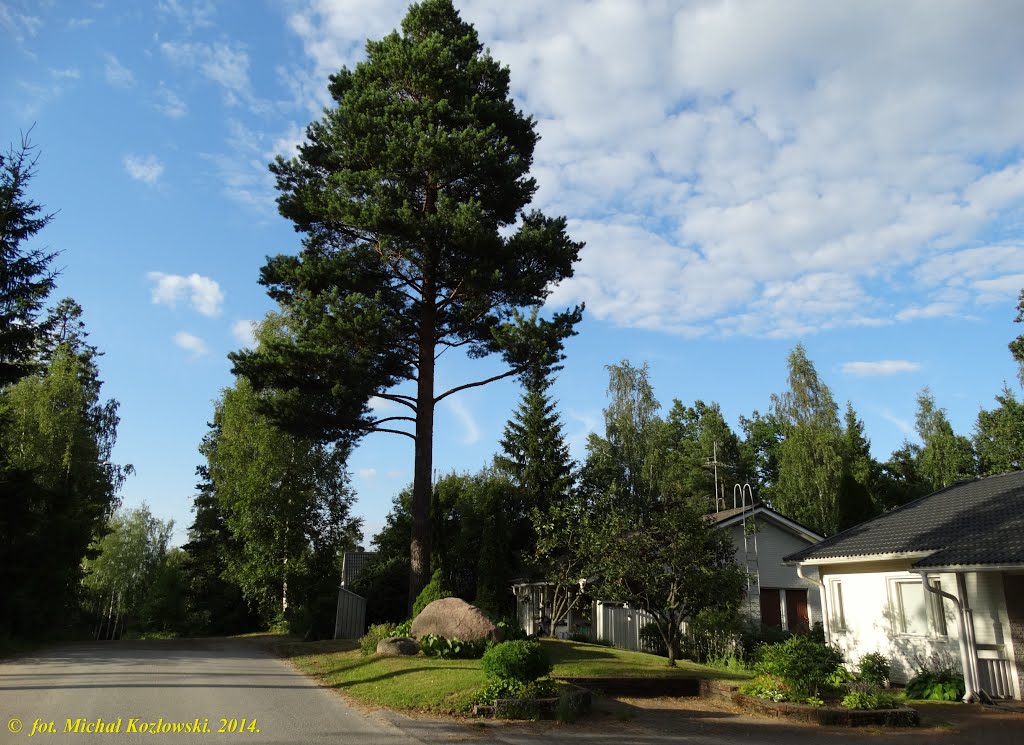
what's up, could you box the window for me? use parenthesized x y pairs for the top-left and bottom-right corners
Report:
(830, 580), (846, 632)
(760, 588), (809, 631)
(928, 579), (947, 636)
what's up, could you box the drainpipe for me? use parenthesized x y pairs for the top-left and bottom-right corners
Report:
(797, 564), (830, 642)
(916, 570), (980, 703)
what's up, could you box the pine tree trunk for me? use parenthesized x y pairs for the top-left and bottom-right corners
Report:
(409, 274), (436, 612)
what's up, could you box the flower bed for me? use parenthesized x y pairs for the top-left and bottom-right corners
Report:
(473, 684), (592, 720)
(732, 692), (919, 727)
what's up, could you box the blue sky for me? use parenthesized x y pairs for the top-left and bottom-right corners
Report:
(4, 0), (1023, 544)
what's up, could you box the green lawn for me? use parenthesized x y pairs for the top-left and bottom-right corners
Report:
(276, 638), (751, 714)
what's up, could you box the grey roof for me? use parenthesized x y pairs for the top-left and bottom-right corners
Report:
(707, 502), (823, 542)
(785, 471), (1024, 568)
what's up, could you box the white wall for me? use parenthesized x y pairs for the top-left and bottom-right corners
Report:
(817, 563), (1020, 698)
(728, 517), (822, 628)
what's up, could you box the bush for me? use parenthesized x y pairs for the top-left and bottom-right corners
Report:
(859, 652), (892, 687)
(419, 633), (490, 659)
(682, 606), (744, 664)
(481, 639), (552, 683)
(841, 683), (904, 710)
(393, 619), (412, 637)
(905, 671), (965, 701)
(755, 635), (844, 699)
(472, 678), (558, 706)
(739, 675), (789, 702)
(359, 622), (397, 656)
(493, 617), (528, 641)
(412, 569), (453, 619)
(639, 622), (668, 656)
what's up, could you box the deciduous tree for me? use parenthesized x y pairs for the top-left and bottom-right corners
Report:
(771, 345), (844, 535)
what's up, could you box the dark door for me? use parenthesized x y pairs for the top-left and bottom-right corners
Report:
(760, 589), (781, 627)
(786, 588), (809, 631)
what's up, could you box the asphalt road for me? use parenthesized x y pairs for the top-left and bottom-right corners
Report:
(4, 638), (1021, 745)
(0, 638), (427, 745)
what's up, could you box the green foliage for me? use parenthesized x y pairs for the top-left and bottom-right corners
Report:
(0, 132), (57, 386)
(481, 639), (552, 682)
(975, 386), (1024, 475)
(754, 635), (844, 699)
(229, 0), (584, 608)
(419, 634), (489, 659)
(858, 652), (892, 687)
(905, 671), (965, 701)
(841, 684), (903, 710)
(804, 695), (825, 707)
(393, 619), (413, 637)
(471, 678), (558, 706)
(494, 618), (528, 641)
(586, 361), (747, 666)
(683, 606), (746, 665)
(740, 675), (789, 702)
(83, 506), (174, 638)
(359, 623), (398, 656)
(412, 568), (453, 619)
(771, 344), (845, 536)
(1011, 289), (1024, 387)
(915, 387), (976, 490)
(202, 370), (361, 631)
(1, 331), (128, 639)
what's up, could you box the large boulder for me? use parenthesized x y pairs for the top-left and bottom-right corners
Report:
(376, 636), (420, 656)
(410, 597), (503, 642)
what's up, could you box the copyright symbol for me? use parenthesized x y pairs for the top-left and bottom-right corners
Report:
(8, 718), (22, 733)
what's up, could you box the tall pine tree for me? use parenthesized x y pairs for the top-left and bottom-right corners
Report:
(231, 0), (583, 606)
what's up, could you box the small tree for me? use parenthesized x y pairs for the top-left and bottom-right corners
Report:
(594, 498), (745, 666)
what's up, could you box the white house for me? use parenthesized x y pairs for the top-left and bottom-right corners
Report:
(513, 501), (824, 650)
(785, 471), (1024, 702)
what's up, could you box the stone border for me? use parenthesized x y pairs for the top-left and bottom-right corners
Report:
(731, 692), (919, 727)
(473, 684), (592, 720)
(554, 678), (919, 727)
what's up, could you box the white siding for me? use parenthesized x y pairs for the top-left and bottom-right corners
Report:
(728, 517), (822, 627)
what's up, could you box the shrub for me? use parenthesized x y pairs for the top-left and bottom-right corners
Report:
(683, 606), (743, 663)
(411, 569), (453, 619)
(481, 639), (552, 683)
(393, 619), (412, 637)
(494, 617), (528, 641)
(859, 652), (892, 687)
(905, 671), (965, 701)
(419, 633), (490, 659)
(739, 675), (789, 702)
(841, 683), (904, 710)
(472, 678), (558, 706)
(755, 635), (844, 699)
(359, 622), (398, 655)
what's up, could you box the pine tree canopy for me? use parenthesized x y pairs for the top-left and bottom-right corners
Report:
(231, 0), (583, 602)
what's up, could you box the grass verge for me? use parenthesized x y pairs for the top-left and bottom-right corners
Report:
(275, 637), (751, 715)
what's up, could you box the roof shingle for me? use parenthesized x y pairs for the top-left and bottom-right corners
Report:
(784, 471), (1024, 568)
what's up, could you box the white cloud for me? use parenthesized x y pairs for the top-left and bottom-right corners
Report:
(443, 396), (481, 445)
(385, 469), (403, 478)
(154, 83), (188, 118)
(840, 360), (922, 377)
(357, 467), (377, 479)
(160, 40), (266, 111)
(174, 331), (208, 357)
(157, 0), (216, 33)
(103, 52), (135, 87)
(231, 319), (257, 348)
(285, 0), (1024, 338)
(0, 4), (42, 43)
(880, 409), (914, 437)
(123, 155), (164, 184)
(147, 271), (224, 316)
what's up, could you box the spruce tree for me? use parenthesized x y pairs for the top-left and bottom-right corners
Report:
(0, 134), (57, 386)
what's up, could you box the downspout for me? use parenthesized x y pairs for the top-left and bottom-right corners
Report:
(797, 563), (830, 642)
(916, 570), (980, 703)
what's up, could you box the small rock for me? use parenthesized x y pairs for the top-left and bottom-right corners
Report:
(376, 636), (420, 656)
